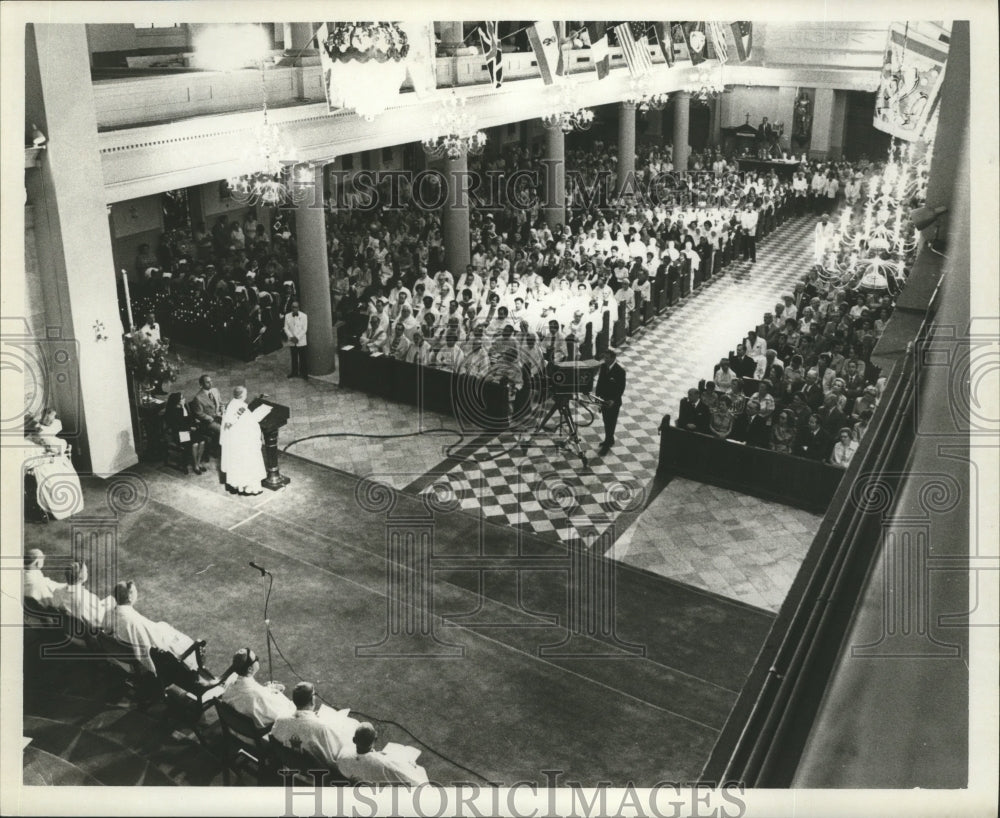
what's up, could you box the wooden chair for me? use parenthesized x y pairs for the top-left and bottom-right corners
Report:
(214, 699), (272, 785)
(270, 738), (349, 787)
(150, 643), (223, 748)
(91, 630), (160, 706)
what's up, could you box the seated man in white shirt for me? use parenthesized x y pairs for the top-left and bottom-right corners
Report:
(23, 548), (65, 608)
(102, 580), (200, 675)
(269, 682), (356, 770)
(337, 722), (429, 785)
(52, 561), (115, 630)
(219, 648), (296, 730)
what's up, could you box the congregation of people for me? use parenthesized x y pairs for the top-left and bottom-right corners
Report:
(23, 548), (429, 785)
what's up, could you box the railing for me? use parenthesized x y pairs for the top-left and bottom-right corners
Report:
(92, 45), (679, 131)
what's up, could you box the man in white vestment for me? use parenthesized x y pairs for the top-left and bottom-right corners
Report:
(102, 580), (199, 674)
(52, 561), (115, 630)
(813, 214), (836, 266)
(220, 386), (268, 495)
(219, 648), (296, 729)
(23, 549), (64, 607)
(269, 682), (359, 768)
(337, 722), (429, 785)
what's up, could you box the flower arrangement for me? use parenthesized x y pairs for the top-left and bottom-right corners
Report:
(323, 22), (409, 63)
(123, 332), (180, 389)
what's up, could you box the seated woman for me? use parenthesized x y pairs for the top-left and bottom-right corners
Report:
(830, 426), (860, 468)
(770, 409), (798, 454)
(164, 392), (207, 474)
(31, 407), (68, 455)
(709, 394), (734, 440)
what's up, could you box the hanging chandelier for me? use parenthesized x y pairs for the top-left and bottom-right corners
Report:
(818, 139), (929, 293)
(322, 22), (409, 121)
(226, 64), (314, 206)
(540, 84), (595, 133)
(683, 66), (726, 103)
(624, 75), (670, 113)
(421, 94), (487, 160)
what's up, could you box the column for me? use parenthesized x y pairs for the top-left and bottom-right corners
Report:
(617, 102), (637, 195)
(437, 21), (465, 55)
(672, 91), (691, 171)
(25, 25), (137, 477)
(295, 165), (336, 375)
(441, 151), (471, 275)
(543, 125), (566, 230)
(645, 107), (663, 139)
(708, 96), (722, 147)
(809, 88), (835, 159)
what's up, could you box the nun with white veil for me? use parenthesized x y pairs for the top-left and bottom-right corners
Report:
(220, 386), (268, 495)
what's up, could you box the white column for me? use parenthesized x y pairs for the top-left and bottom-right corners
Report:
(810, 88), (835, 159)
(672, 91), (691, 171)
(617, 102), (637, 194)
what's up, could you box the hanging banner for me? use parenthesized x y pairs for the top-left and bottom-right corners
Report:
(873, 22), (949, 141)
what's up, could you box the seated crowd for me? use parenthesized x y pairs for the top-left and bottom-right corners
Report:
(23, 548), (428, 785)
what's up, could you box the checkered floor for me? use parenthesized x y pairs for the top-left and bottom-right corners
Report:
(424, 216), (819, 545)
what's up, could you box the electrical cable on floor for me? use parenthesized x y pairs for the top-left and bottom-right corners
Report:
(282, 428), (472, 460)
(266, 625), (500, 786)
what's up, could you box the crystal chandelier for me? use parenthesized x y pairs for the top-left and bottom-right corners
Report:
(322, 22), (409, 121)
(684, 66), (726, 103)
(226, 63), (314, 206)
(540, 84), (595, 133)
(819, 139), (929, 293)
(624, 75), (669, 113)
(421, 94), (487, 160)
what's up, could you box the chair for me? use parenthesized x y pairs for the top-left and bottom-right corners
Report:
(91, 630), (160, 706)
(270, 738), (349, 786)
(214, 699), (272, 785)
(150, 642), (223, 747)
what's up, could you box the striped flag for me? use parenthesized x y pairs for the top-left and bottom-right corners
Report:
(708, 21), (729, 64)
(478, 21), (503, 88)
(873, 23), (949, 141)
(681, 21), (708, 65)
(586, 22), (610, 79)
(613, 22), (653, 77)
(527, 21), (564, 85)
(730, 21), (753, 61)
(653, 22), (675, 67)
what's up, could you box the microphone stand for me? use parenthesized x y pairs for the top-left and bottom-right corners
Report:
(258, 569), (277, 687)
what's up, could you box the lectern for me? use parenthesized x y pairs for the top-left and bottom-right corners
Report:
(248, 396), (291, 490)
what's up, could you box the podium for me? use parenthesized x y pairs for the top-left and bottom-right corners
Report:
(248, 396), (291, 491)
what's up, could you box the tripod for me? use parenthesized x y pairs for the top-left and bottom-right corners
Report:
(519, 393), (589, 468)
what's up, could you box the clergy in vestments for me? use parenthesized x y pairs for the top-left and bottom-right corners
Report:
(220, 386), (267, 496)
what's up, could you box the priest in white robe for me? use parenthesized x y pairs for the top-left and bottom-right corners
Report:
(102, 580), (198, 674)
(220, 386), (268, 496)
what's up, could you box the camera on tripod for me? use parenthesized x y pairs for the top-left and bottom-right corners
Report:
(547, 360), (599, 400)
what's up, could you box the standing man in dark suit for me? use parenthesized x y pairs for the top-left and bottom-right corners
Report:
(595, 350), (627, 456)
(190, 374), (223, 460)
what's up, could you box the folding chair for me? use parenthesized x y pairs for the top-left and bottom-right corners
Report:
(214, 699), (272, 785)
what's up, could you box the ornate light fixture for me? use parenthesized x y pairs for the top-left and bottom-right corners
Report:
(540, 84), (595, 133)
(421, 94), (487, 160)
(818, 139), (930, 293)
(624, 75), (669, 113)
(322, 22), (409, 121)
(226, 62), (315, 206)
(683, 66), (726, 103)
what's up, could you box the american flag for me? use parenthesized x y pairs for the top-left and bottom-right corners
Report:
(613, 22), (653, 77)
(708, 21), (729, 64)
(478, 21), (503, 88)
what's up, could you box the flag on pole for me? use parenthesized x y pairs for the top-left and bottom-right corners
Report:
(317, 23), (342, 111)
(873, 22), (949, 141)
(478, 21), (503, 88)
(653, 22), (675, 67)
(681, 21), (708, 65)
(401, 20), (437, 98)
(586, 22), (611, 79)
(708, 21), (729, 64)
(613, 22), (653, 77)
(527, 21), (564, 85)
(730, 21), (753, 61)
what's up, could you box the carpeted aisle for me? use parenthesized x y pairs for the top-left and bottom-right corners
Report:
(22, 454), (774, 786)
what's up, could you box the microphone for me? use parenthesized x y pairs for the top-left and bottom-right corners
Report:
(249, 561), (270, 576)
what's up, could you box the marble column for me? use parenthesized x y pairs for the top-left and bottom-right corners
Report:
(672, 91), (691, 171)
(617, 102), (637, 195)
(25, 24), (137, 476)
(295, 165), (336, 375)
(544, 125), (566, 230)
(441, 151), (471, 275)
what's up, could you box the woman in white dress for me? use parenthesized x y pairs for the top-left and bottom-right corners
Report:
(220, 386), (266, 495)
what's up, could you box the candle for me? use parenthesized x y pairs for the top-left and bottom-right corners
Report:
(122, 269), (134, 331)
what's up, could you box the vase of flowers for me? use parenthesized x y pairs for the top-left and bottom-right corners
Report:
(123, 332), (180, 399)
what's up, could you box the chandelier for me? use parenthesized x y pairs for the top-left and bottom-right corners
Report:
(322, 22), (410, 120)
(421, 94), (487, 160)
(684, 66), (726, 103)
(818, 139), (929, 293)
(623, 75), (669, 113)
(226, 64), (314, 206)
(541, 84), (595, 133)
